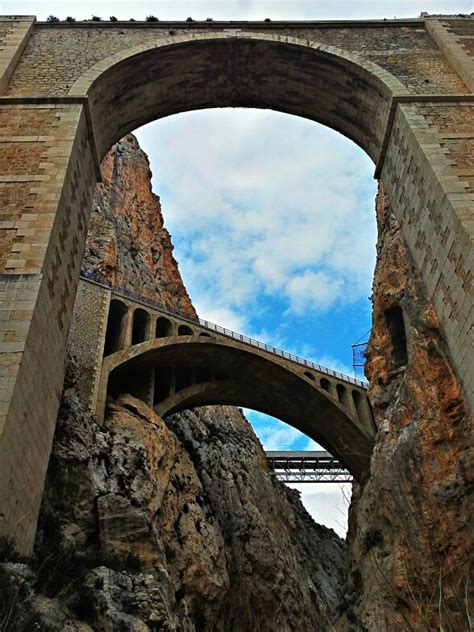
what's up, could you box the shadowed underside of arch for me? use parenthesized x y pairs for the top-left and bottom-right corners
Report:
(72, 33), (406, 163)
(101, 337), (374, 482)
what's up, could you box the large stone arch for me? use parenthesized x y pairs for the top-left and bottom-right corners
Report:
(0, 18), (472, 552)
(99, 336), (374, 481)
(68, 32), (408, 162)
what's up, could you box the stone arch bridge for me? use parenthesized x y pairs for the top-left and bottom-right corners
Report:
(0, 15), (472, 551)
(70, 273), (373, 482)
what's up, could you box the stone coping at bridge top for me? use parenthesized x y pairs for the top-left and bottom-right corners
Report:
(28, 18), (428, 28)
(80, 270), (368, 389)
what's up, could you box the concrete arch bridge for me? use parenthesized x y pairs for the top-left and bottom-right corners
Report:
(77, 274), (375, 482)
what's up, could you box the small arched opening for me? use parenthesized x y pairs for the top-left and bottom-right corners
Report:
(304, 371), (315, 381)
(178, 324), (194, 336)
(104, 299), (128, 356)
(132, 308), (151, 345)
(320, 377), (331, 393)
(156, 316), (173, 338)
(199, 332), (212, 338)
(336, 384), (350, 408)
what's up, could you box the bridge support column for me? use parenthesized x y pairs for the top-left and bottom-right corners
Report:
(120, 305), (134, 349)
(0, 100), (98, 552)
(379, 98), (474, 409)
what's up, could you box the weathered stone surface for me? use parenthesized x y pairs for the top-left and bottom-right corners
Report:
(30, 383), (346, 630)
(338, 184), (473, 632)
(83, 134), (195, 317)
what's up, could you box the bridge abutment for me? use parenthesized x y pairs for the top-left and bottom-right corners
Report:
(0, 99), (98, 551)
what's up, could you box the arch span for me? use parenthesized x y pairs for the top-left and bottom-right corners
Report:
(99, 336), (374, 481)
(70, 33), (407, 163)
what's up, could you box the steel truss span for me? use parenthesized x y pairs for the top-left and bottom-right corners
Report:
(266, 451), (353, 483)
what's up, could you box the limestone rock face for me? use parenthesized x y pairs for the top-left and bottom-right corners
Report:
(82, 133), (195, 318)
(340, 184), (473, 631)
(30, 378), (345, 630)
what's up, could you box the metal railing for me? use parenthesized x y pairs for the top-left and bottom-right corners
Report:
(80, 269), (368, 388)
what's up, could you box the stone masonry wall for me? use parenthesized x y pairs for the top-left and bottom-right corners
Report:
(66, 280), (110, 409)
(6, 22), (469, 97)
(380, 101), (474, 407)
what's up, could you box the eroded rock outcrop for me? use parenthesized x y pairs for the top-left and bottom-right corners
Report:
(24, 362), (344, 630)
(83, 134), (195, 317)
(339, 184), (473, 632)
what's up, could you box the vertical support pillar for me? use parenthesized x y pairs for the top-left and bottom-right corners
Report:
(170, 366), (176, 396)
(0, 100), (99, 552)
(380, 100), (474, 409)
(148, 367), (155, 408)
(0, 16), (35, 95)
(120, 306), (133, 349)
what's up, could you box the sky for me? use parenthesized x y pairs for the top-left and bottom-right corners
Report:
(7, 0), (470, 536)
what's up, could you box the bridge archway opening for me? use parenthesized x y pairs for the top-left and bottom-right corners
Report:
(178, 324), (194, 336)
(104, 299), (128, 356)
(156, 316), (173, 338)
(95, 32), (384, 536)
(132, 308), (151, 345)
(102, 338), (373, 480)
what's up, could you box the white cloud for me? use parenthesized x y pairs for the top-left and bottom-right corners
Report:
(245, 410), (306, 449)
(311, 354), (354, 378)
(194, 301), (247, 332)
(286, 272), (343, 313)
(135, 109), (378, 323)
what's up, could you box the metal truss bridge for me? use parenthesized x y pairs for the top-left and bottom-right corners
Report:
(266, 451), (353, 483)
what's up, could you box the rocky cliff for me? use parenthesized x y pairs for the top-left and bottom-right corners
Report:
(0, 135), (346, 631)
(338, 184), (473, 631)
(82, 134), (195, 318)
